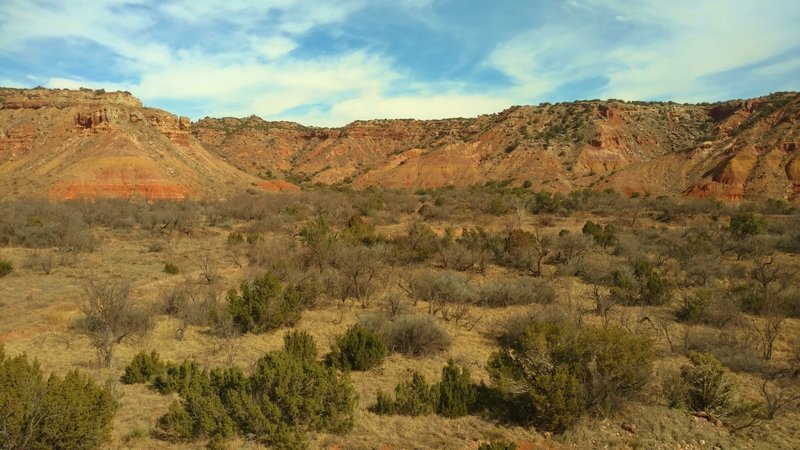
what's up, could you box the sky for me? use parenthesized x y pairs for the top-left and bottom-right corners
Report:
(0, 0), (798, 127)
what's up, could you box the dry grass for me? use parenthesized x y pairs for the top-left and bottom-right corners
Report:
(2, 212), (800, 450)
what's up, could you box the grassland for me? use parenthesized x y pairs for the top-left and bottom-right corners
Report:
(1, 187), (799, 449)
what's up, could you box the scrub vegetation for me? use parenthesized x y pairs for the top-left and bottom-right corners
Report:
(1, 186), (799, 448)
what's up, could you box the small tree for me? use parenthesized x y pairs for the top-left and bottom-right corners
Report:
(436, 360), (477, 417)
(299, 216), (337, 271)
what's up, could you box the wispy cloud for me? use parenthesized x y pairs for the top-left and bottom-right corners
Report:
(0, 0), (797, 125)
(489, 0), (800, 103)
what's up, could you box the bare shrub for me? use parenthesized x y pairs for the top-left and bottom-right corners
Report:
(247, 234), (303, 275)
(403, 270), (477, 318)
(685, 324), (767, 373)
(437, 241), (480, 272)
(760, 376), (800, 420)
(160, 281), (225, 340)
(329, 243), (387, 308)
(74, 277), (155, 367)
(751, 314), (785, 360)
(24, 250), (55, 275)
(197, 254), (220, 284)
(479, 276), (556, 307)
(137, 200), (200, 235)
(551, 231), (592, 269)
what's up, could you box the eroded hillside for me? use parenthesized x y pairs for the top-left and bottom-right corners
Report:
(1, 87), (798, 201)
(0, 87), (261, 200)
(194, 92), (800, 201)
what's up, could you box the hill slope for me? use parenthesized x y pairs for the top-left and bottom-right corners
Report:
(0, 87), (265, 200)
(194, 92), (800, 201)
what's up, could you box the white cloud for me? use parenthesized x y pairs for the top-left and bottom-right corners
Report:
(46, 77), (128, 92)
(0, 78), (27, 88)
(250, 36), (298, 60)
(754, 58), (800, 78)
(489, 0), (800, 102)
(328, 93), (512, 123)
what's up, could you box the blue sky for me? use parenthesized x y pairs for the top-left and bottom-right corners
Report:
(1, 0), (798, 126)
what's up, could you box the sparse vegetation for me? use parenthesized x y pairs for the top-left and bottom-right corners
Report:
(2, 188), (800, 448)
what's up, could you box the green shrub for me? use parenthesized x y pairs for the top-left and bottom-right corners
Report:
(729, 212), (766, 237)
(436, 360), (477, 417)
(0, 347), (117, 450)
(283, 330), (317, 361)
(611, 258), (673, 306)
(582, 220), (618, 248)
(359, 313), (451, 356)
(0, 258), (13, 277)
(372, 372), (439, 416)
(163, 262), (180, 275)
(676, 290), (713, 323)
(152, 360), (207, 395)
(487, 320), (653, 433)
(227, 273), (302, 334)
(121, 350), (166, 384)
(155, 335), (357, 448)
(729, 282), (764, 314)
(327, 324), (387, 371)
(371, 390), (397, 415)
(370, 361), (476, 418)
(679, 351), (738, 418)
(227, 231), (245, 244)
(581, 326), (655, 413)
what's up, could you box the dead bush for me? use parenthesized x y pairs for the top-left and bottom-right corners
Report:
(74, 276), (155, 367)
(24, 250), (55, 275)
(160, 281), (225, 339)
(403, 270), (477, 318)
(328, 243), (387, 308)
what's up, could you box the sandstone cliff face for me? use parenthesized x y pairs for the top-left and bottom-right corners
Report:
(0, 88), (258, 200)
(193, 92), (800, 202)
